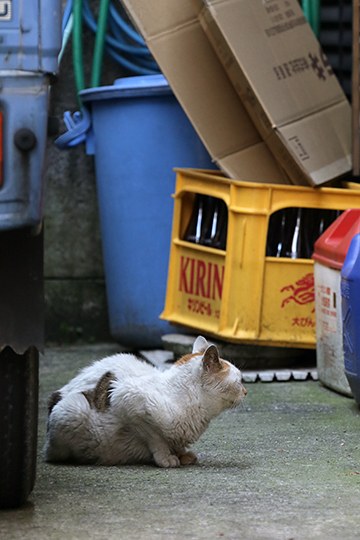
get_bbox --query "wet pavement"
[1,342,360,540]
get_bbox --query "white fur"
[45,336,247,467]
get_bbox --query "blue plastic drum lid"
[341,233,360,406]
[80,74,173,102]
[80,74,215,348]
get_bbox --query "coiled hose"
[61,0,159,103]
[63,0,319,99]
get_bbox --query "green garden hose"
[90,0,110,88]
[302,0,321,37]
[72,0,110,103]
[72,0,85,103]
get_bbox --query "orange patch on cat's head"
[176,352,230,376]
[175,352,199,366]
[217,360,230,376]
[206,359,231,379]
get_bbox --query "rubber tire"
[0,347,39,509]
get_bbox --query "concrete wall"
[44,16,121,343]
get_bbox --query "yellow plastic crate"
[161,169,360,349]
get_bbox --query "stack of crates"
[161,169,360,349]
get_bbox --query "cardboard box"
[199,0,352,186]
[121,0,290,184]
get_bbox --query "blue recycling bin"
[80,75,216,347]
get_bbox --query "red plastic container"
[313,209,360,395]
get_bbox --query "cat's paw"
[154,453,180,468]
[178,451,198,466]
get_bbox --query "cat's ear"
[192,335,209,354]
[202,344,222,373]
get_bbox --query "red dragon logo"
[280,273,315,308]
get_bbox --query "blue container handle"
[55,107,91,149]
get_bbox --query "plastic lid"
[80,74,171,103]
[113,74,168,90]
[312,209,360,270]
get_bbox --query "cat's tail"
[44,391,99,464]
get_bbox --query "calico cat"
[45,336,247,467]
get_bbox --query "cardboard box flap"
[201,0,347,127]
[149,22,261,158]
[220,141,290,184]
[273,100,352,186]
[200,0,352,185]
[122,0,199,38]
[121,0,289,184]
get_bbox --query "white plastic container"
[313,209,360,396]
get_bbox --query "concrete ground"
[1,342,360,540]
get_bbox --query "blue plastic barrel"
[80,75,215,347]
[341,233,360,405]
